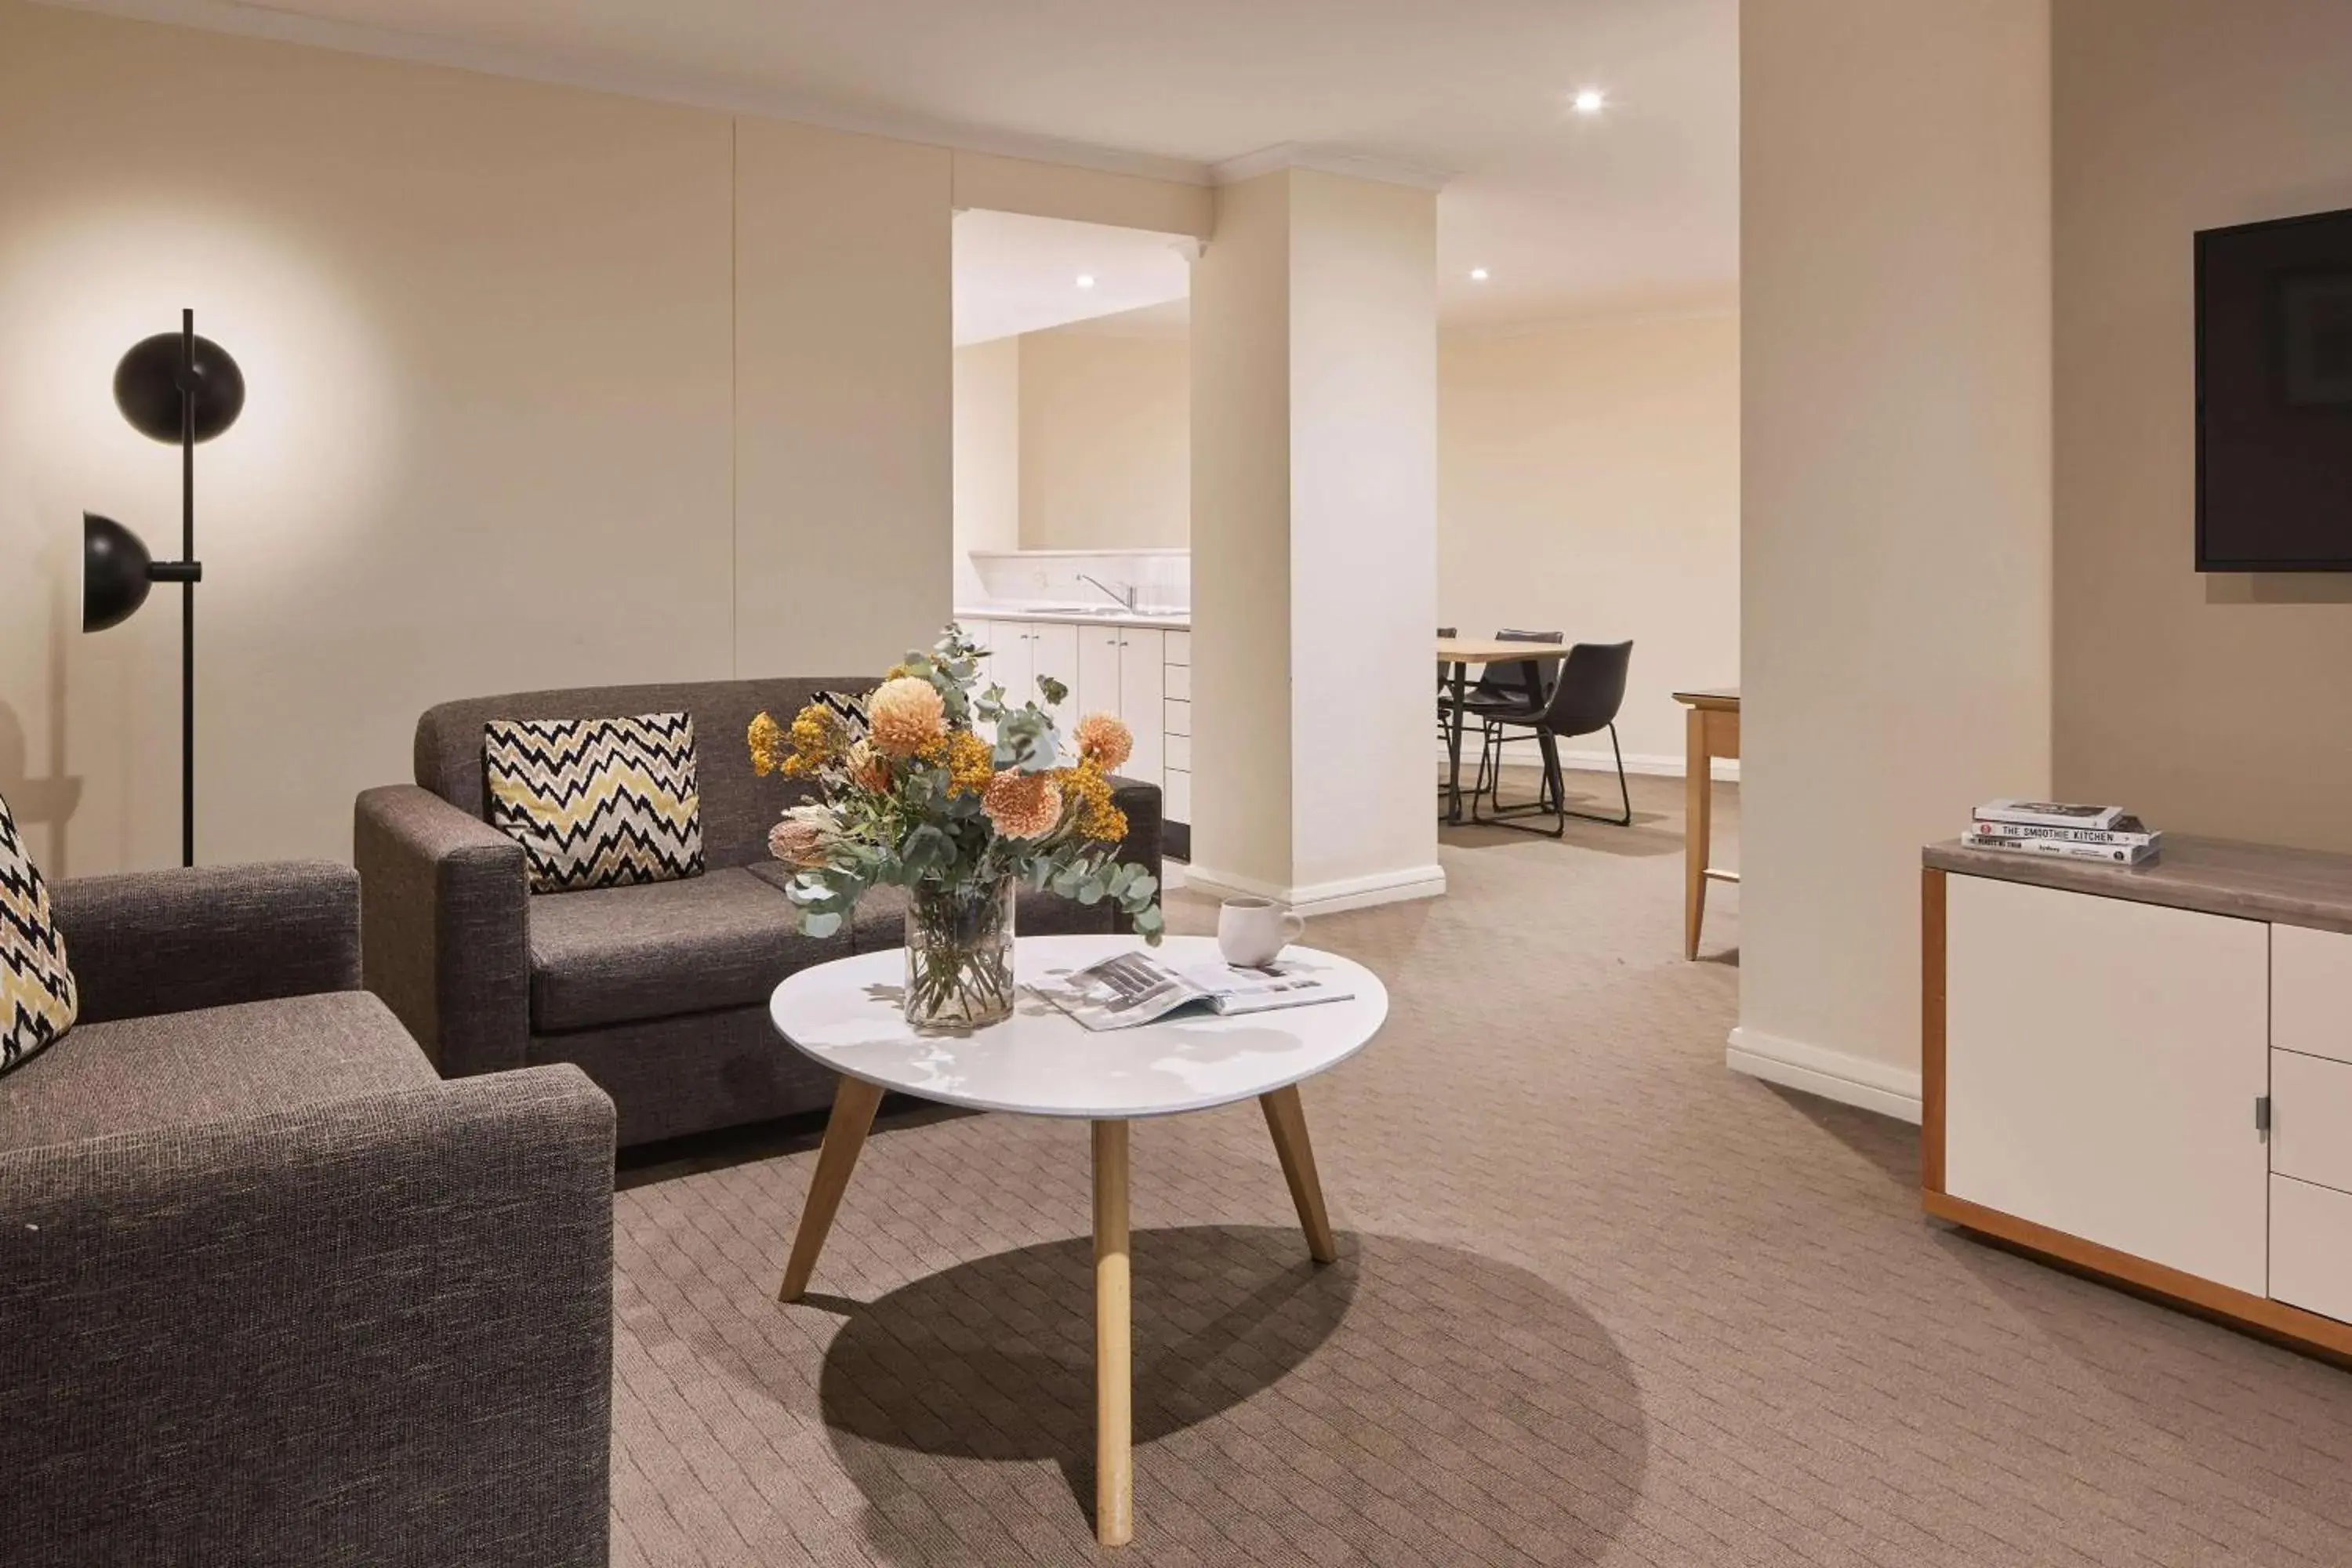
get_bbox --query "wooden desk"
[1438,639,1566,825]
[1672,688,1739,959]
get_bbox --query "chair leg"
[1472,723,1634,834]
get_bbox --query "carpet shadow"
[818,1226,1647,1563]
[1763,1083,1918,1191]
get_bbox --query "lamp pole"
[180,309,196,869]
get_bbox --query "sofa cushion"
[485,712,705,893]
[0,991,430,1152]
[745,873,1112,955]
[416,677,879,869]
[0,791,76,1077]
[528,867,848,1033]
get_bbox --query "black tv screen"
[2197,206,2352,571]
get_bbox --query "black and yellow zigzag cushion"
[484,713,706,894]
[0,790,76,1076]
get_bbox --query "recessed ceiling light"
[1573,88,1607,115]
[1469,267,1490,281]
[1076,274,1096,289]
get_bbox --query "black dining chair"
[1470,640,1635,834]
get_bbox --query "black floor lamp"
[83,308,245,868]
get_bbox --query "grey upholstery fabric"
[0,1066,614,1568]
[529,867,849,1032]
[532,1002,836,1148]
[2,862,615,1568]
[0,991,431,1152]
[414,678,871,868]
[51,861,360,1026]
[354,786,530,1079]
[371,678,1166,1146]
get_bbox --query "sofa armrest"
[354,785,531,1079]
[1107,778,1164,934]
[51,861,360,1025]
[0,1064,613,1568]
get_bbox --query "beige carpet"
[608,772,2352,1566]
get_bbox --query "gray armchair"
[0,862,614,1568]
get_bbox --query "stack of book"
[1963,800,2161,866]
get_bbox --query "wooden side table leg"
[1259,1084,1338,1264]
[777,1076,884,1303]
[1684,706,1711,960]
[1093,1120,1134,1547]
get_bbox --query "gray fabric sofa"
[0,861,614,1568]
[355,677,1163,1148]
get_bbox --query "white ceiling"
[67,0,1739,328]
[953,211,1190,347]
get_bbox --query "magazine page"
[1032,952,1213,1031]
[1168,959,1355,1015]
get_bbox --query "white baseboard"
[1160,861,1187,891]
[1725,1025,1922,1124]
[1436,741,1738,782]
[1183,861,1447,916]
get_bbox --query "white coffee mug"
[1218,897,1305,967]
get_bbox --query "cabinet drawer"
[1165,733,1191,772]
[1163,768,1191,824]
[1165,631,1190,666]
[2274,924,2352,1066]
[1165,663,1192,702]
[2274,1049,2352,1195]
[1163,699,1190,737]
[2272,1175,2352,1325]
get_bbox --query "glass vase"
[903,876,1018,1030]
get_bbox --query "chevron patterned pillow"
[484,713,706,894]
[0,790,76,1076]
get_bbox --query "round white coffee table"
[768,932,1388,1548]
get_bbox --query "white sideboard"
[1923,840,2352,1359]
[963,614,1192,844]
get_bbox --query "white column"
[1189,160,1443,913]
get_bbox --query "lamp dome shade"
[113,332,245,443]
[83,513,154,632]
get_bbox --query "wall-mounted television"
[2196,205,2352,572]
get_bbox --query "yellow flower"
[982,770,1062,840]
[1058,758,1128,844]
[869,677,946,757]
[1073,711,1133,772]
[943,731,995,797]
[747,712,789,777]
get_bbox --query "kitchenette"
[958,547,1192,859]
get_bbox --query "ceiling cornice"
[1210,143,1452,192]
[42,0,1220,187]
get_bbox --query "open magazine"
[1032,951,1356,1032]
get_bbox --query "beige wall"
[1439,310,1740,762]
[952,338,1022,600]
[2053,0,2352,850]
[1018,330,1191,550]
[0,0,1203,876]
[1739,0,2053,1113]
[734,116,952,677]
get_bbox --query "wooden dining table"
[1438,638,1568,825]
[1671,687,1740,958]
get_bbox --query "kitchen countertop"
[1925,833,2352,935]
[955,605,1192,631]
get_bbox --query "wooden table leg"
[1093,1120,1134,1547]
[1259,1084,1338,1264]
[777,1076,884,1303]
[1684,705,1711,961]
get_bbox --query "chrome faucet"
[1076,572,1138,611]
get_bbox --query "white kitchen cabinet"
[1943,873,2270,1296]
[2272,1047,2352,1196]
[2272,1176,2352,1324]
[1117,628,1164,789]
[2272,924,2352,1067]
[1029,622,1079,711]
[1077,626,1123,722]
[980,620,1029,713]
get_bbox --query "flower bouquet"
[749,623,1164,1031]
